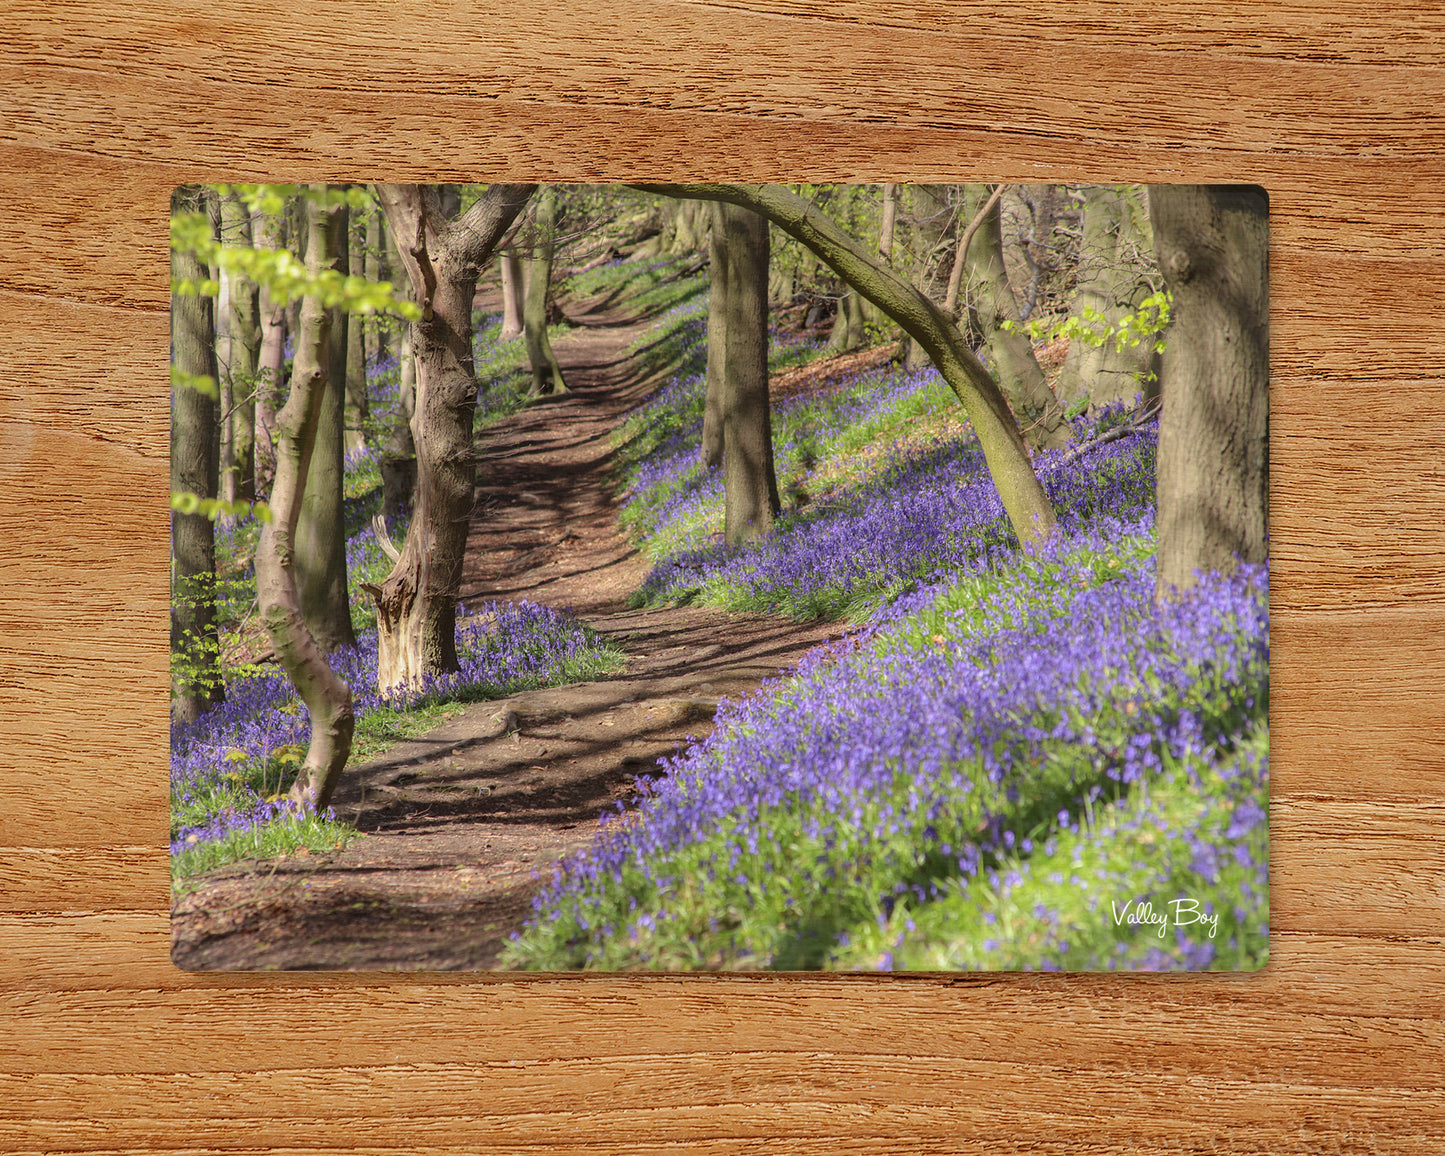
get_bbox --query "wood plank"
[3,0,1444,1149]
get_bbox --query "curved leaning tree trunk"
[255,188,355,811]
[367,183,536,694]
[1150,185,1269,601]
[635,183,1058,548]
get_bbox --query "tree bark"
[295,195,356,654]
[254,186,355,812]
[701,201,729,469]
[523,186,567,396]
[218,192,260,504]
[367,183,535,694]
[363,201,384,370]
[1151,185,1269,600]
[345,199,369,453]
[959,184,1069,451]
[1056,185,1160,410]
[499,252,525,337]
[380,209,418,520]
[715,203,780,544]
[170,186,224,723]
[636,183,1059,548]
[253,203,287,499]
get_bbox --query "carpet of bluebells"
[502,301,1267,971]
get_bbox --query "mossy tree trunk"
[637,183,1059,548]
[1151,185,1269,601]
[170,186,225,723]
[523,186,567,396]
[367,183,535,694]
[254,186,355,812]
[295,194,356,655]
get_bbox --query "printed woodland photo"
[169,182,1268,972]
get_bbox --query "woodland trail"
[171,285,850,971]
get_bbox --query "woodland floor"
[170,289,852,971]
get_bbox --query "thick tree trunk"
[170,187,224,723]
[1056,185,1160,410]
[368,183,535,694]
[523,186,567,396]
[499,252,525,337]
[717,204,780,545]
[635,183,1058,547]
[903,184,952,369]
[255,187,355,812]
[253,205,287,499]
[1151,185,1269,600]
[295,196,356,654]
[219,191,260,503]
[959,184,1069,451]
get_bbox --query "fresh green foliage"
[1002,290,1172,356]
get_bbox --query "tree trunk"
[1151,185,1269,600]
[367,183,535,694]
[254,186,355,812]
[219,191,260,503]
[253,203,287,499]
[380,208,418,520]
[717,203,780,545]
[702,201,729,469]
[363,202,384,371]
[636,183,1058,547]
[904,184,952,369]
[295,195,356,654]
[1056,185,1160,410]
[877,183,899,265]
[345,200,369,453]
[824,288,866,352]
[170,186,224,723]
[523,186,567,396]
[499,252,525,337]
[960,184,1069,450]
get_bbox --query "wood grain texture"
[2,1,1443,1150]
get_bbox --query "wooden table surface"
[3,2,1443,1152]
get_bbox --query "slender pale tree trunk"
[702,201,729,469]
[877,183,899,264]
[295,195,356,653]
[1151,185,1269,600]
[345,199,369,453]
[219,191,260,503]
[717,203,780,545]
[636,183,1058,547]
[253,205,287,499]
[171,186,224,723]
[523,187,567,396]
[364,202,385,371]
[255,187,355,812]
[959,184,1069,450]
[1056,185,1160,410]
[367,184,535,693]
[380,209,418,521]
[499,252,525,337]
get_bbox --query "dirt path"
[171,286,849,970]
